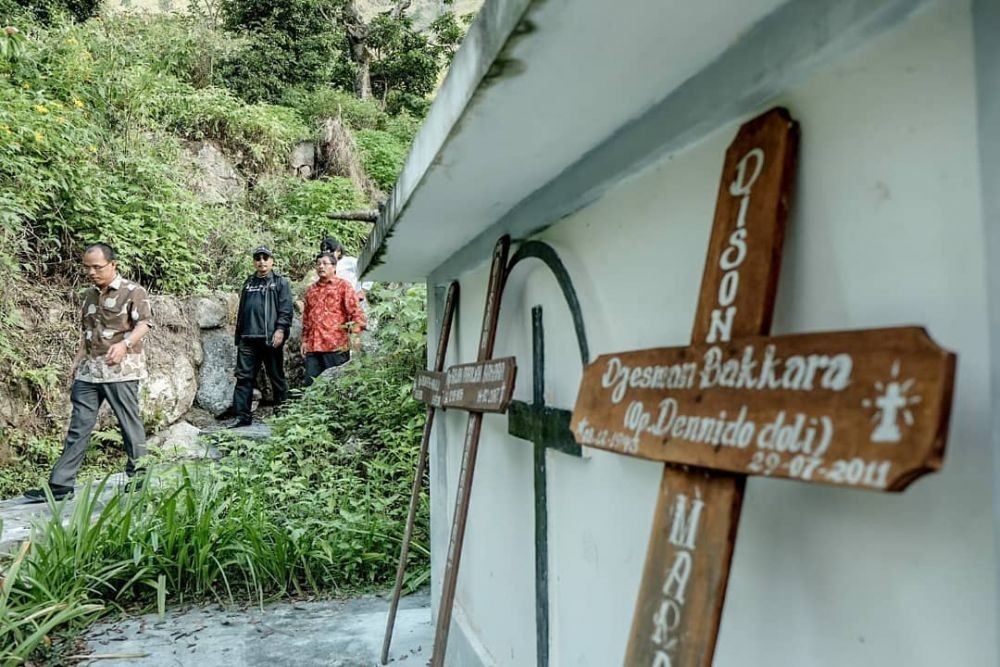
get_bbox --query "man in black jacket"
[229,246,293,426]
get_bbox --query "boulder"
[142,296,201,429]
[289,141,316,179]
[196,328,237,416]
[145,421,218,460]
[194,295,229,329]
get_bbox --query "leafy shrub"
[8,0,101,25]
[146,80,310,172]
[84,13,243,89]
[282,87,386,130]
[248,175,368,276]
[354,128,409,191]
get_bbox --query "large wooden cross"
[570,108,955,665]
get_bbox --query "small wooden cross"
[570,108,955,665]
[382,281,459,665]
[507,305,583,667]
[429,236,519,667]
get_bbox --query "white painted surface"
[430,1,996,665]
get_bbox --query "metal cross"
[507,305,582,667]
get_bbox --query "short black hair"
[320,235,343,255]
[315,251,337,264]
[84,243,117,261]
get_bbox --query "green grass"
[0,324,430,662]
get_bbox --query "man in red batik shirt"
[301,251,366,386]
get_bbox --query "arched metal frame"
[498,239,589,667]
[503,240,590,367]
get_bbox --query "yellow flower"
[73,98,84,109]
[66,37,78,45]
[34,104,49,115]
[0,124,10,135]
[88,145,97,153]
[21,82,31,90]
[56,116,66,124]
[33,131,44,142]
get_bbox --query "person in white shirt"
[321,237,374,307]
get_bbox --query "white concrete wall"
[431,0,997,664]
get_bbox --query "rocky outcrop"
[181,140,245,204]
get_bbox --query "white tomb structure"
[360,0,1000,664]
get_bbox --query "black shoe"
[125,476,146,493]
[23,483,74,504]
[225,417,253,429]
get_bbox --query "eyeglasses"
[82,262,111,273]
[253,254,271,261]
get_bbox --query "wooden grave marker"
[391,286,517,665]
[382,281,459,665]
[569,108,956,665]
[430,236,516,667]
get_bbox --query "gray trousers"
[49,380,146,487]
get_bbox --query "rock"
[181,140,244,204]
[196,328,237,416]
[194,295,229,329]
[317,358,355,383]
[143,296,201,429]
[145,421,217,460]
[289,141,316,179]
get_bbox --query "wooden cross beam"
[570,108,956,665]
[381,281,459,665]
[507,305,583,667]
[430,236,516,667]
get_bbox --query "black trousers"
[303,350,350,386]
[233,338,287,421]
[50,380,146,487]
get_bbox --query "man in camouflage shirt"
[24,243,153,503]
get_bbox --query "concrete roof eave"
[359,0,931,283]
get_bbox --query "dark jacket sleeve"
[234,277,248,345]
[275,276,293,335]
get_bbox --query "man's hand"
[105,341,127,366]
[67,361,80,388]
[272,330,285,348]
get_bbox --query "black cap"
[252,246,272,258]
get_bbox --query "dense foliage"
[218,0,353,103]
[0,11,433,465]
[0,1,465,659]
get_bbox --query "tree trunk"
[343,0,373,100]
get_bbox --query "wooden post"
[381,281,459,665]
